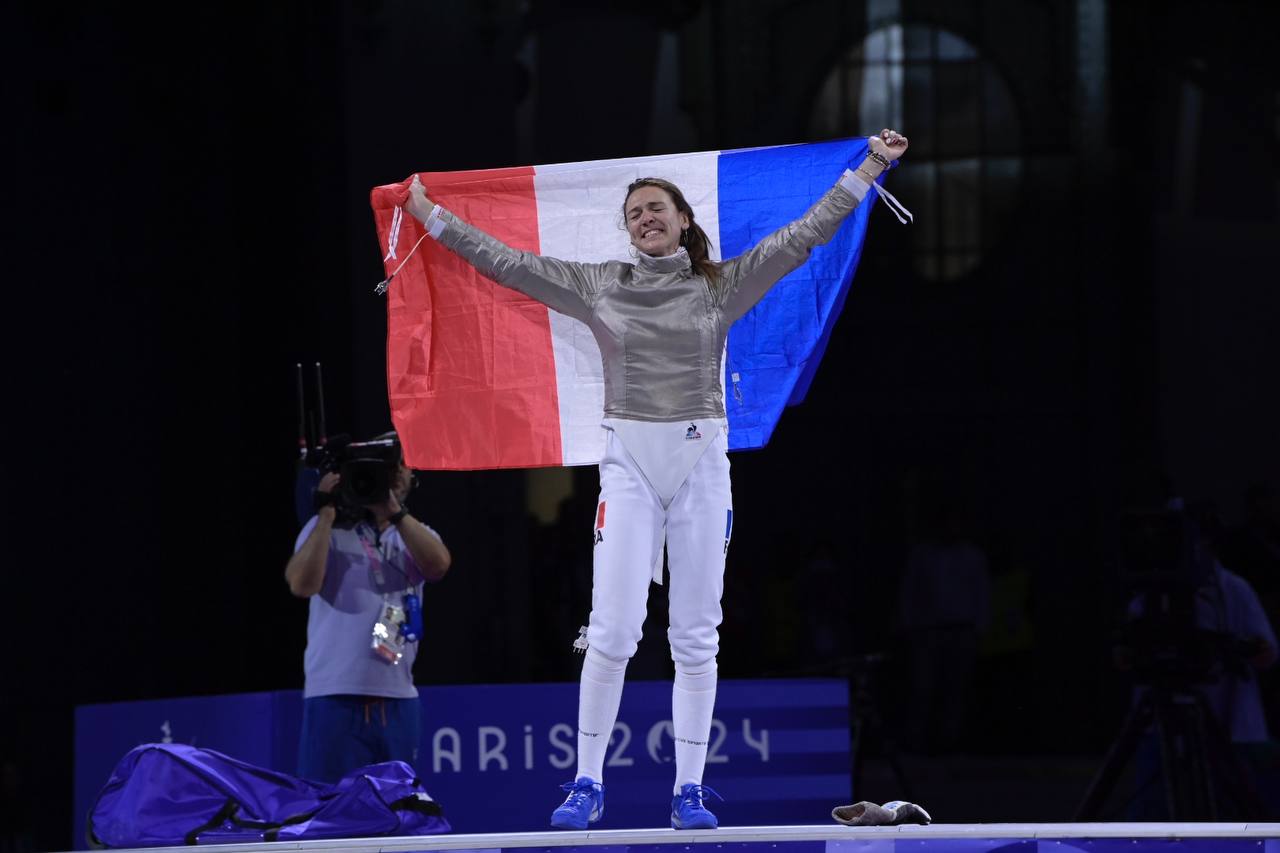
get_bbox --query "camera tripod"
[1075,680,1267,821]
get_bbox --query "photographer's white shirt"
[294,516,439,699]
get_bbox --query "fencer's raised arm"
[403,176,607,322]
[715,130,909,323]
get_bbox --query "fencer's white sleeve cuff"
[425,204,447,239]
[841,168,914,225]
[839,168,871,202]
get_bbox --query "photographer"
[1117,499,1278,818]
[285,433,451,783]
[1183,506,1277,745]
[1125,502,1277,744]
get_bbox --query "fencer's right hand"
[869,128,909,161]
[406,175,435,224]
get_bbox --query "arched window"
[809,25,1023,282]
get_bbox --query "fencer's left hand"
[405,175,435,224]
[869,128,909,161]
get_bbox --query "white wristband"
[424,204,446,239]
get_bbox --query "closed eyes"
[628,204,666,220]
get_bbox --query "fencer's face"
[625,186,689,258]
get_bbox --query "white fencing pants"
[573,423,732,786]
[586,423,732,667]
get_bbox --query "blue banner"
[74,679,849,846]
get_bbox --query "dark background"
[4,0,1279,849]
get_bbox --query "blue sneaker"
[550,776,604,829]
[671,783,722,829]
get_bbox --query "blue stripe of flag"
[718,137,874,451]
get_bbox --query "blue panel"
[426,837,1280,853]
[522,844,826,853]
[397,836,1274,851]
[417,678,850,831]
[888,842,1034,853]
[718,137,876,451]
[826,839,899,853]
[74,679,850,843]
[1044,842,1263,853]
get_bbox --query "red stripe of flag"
[372,167,564,469]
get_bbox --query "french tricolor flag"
[371,137,878,470]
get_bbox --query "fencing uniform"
[424,168,873,793]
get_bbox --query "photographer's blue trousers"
[297,694,421,783]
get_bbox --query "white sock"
[576,647,628,783]
[672,659,717,794]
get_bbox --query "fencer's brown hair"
[624,177,721,284]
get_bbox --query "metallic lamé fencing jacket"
[431,171,869,422]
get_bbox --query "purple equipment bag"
[87,743,449,847]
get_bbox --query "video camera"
[294,362,406,523]
[1118,505,1211,594]
[1116,503,1244,686]
[311,433,403,509]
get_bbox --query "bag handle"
[184,799,239,845]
